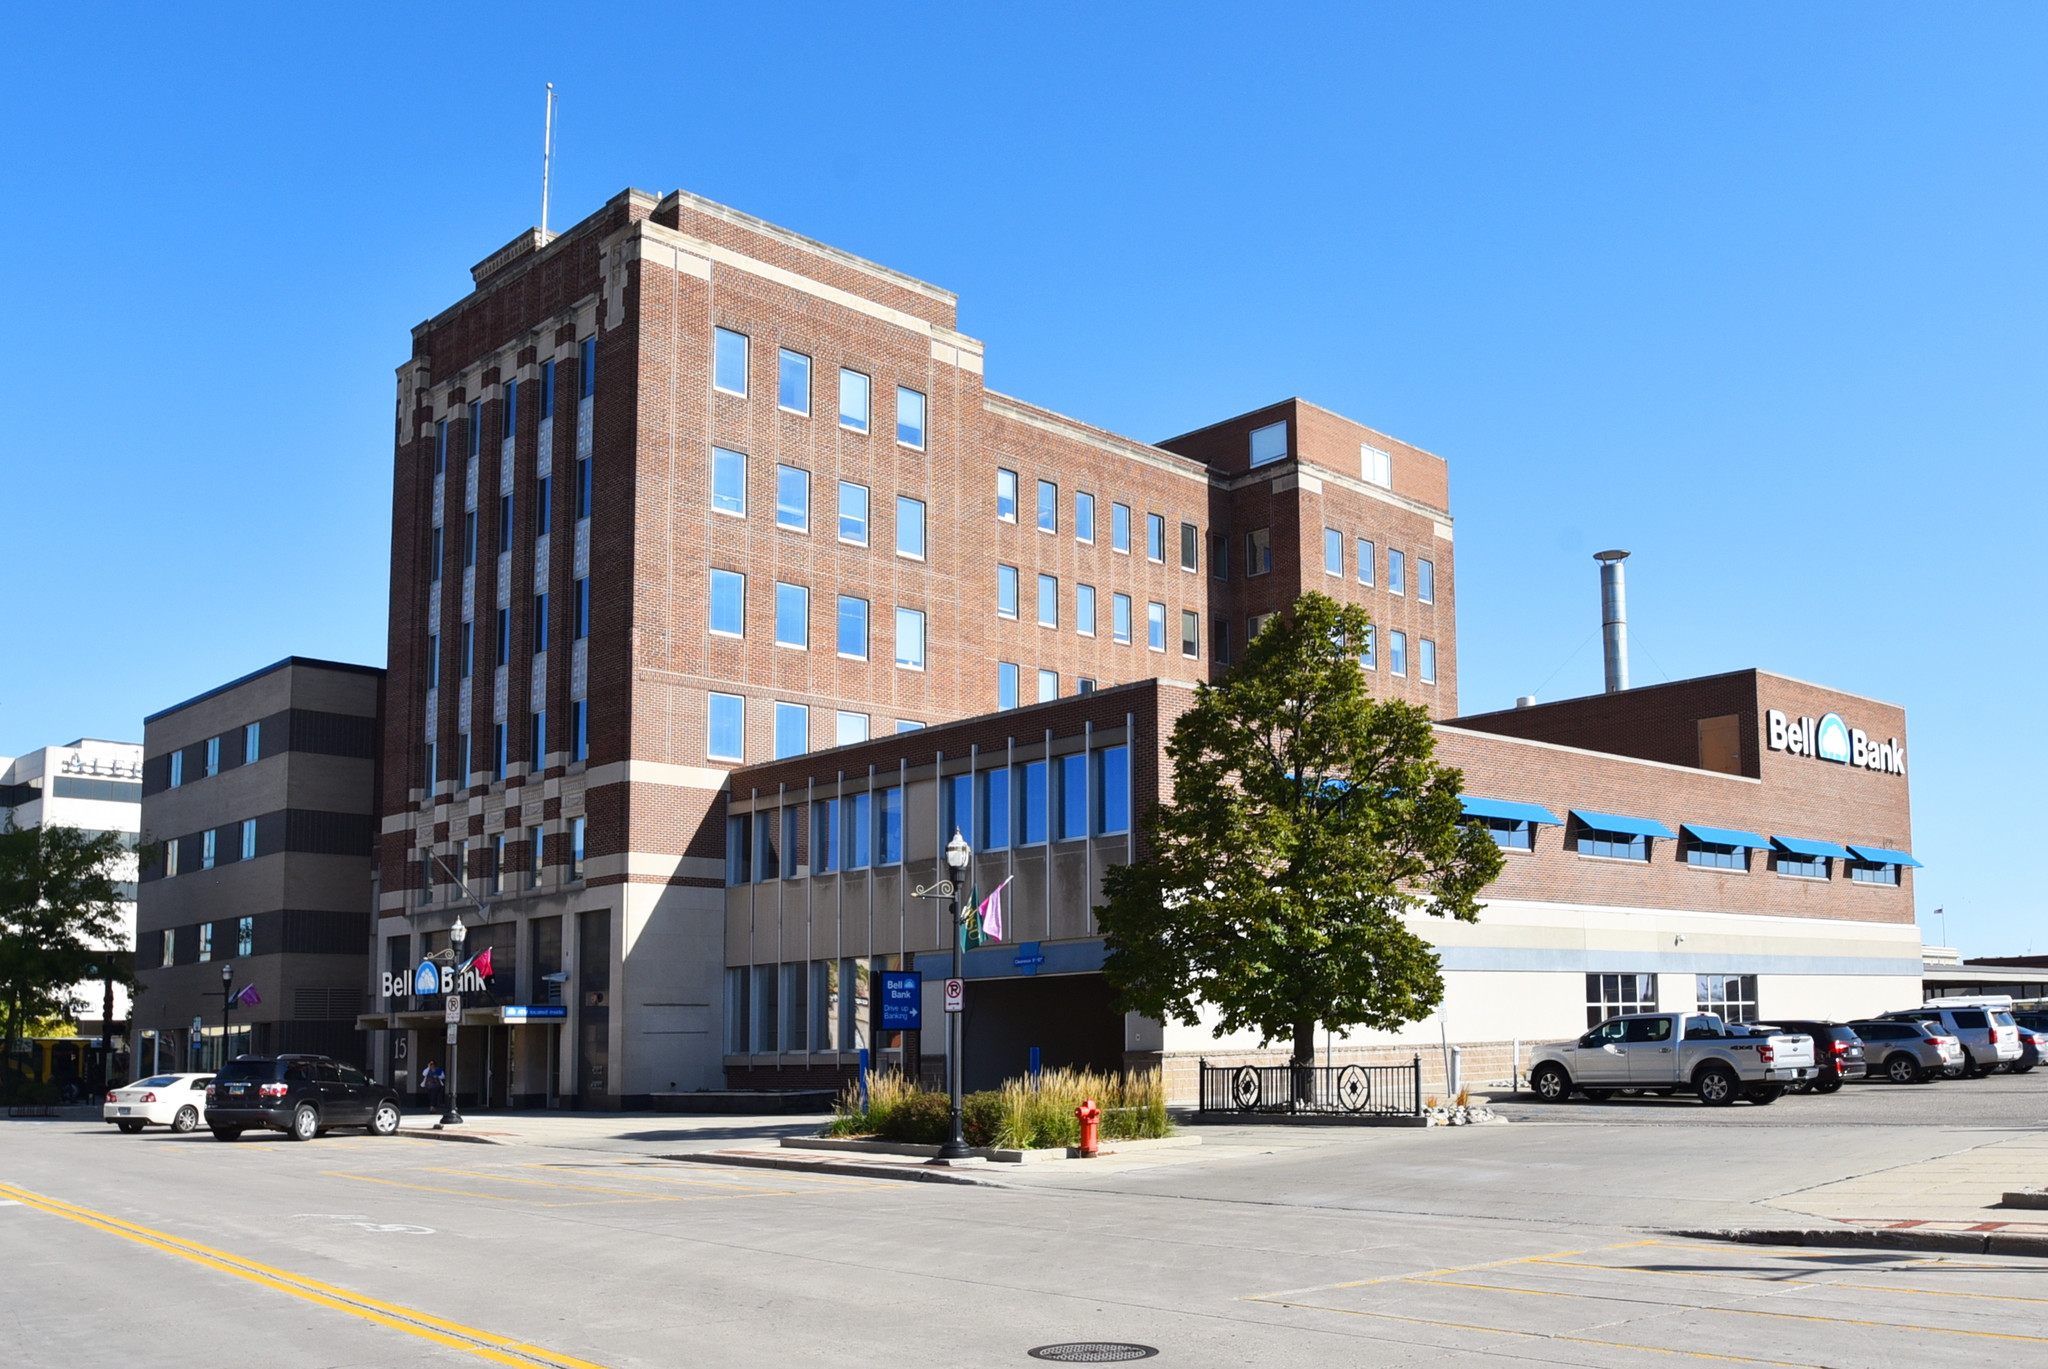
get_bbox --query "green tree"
[0,822,129,1086]
[1098,592,1504,1070]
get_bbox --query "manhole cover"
[1027,1345,1159,1363]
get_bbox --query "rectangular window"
[847,793,872,869]
[532,593,549,653]
[165,835,179,876]
[707,693,744,762]
[430,526,443,582]
[1146,513,1165,562]
[435,418,448,475]
[468,401,482,459]
[1578,824,1648,861]
[571,816,585,880]
[529,825,544,880]
[773,702,809,759]
[1037,480,1057,533]
[1112,502,1131,553]
[1474,816,1533,850]
[1020,761,1048,845]
[198,923,212,962]
[1246,528,1271,576]
[838,481,869,544]
[239,818,259,865]
[775,583,809,649]
[535,474,552,537]
[996,468,1017,522]
[1212,618,1230,664]
[1037,574,1058,628]
[1057,754,1087,841]
[202,828,216,870]
[839,368,870,432]
[896,387,925,449]
[997,662,1019,710]
[1419,638,1436,684]
[754,812,778,883]
[896,720,923,733]
[493,723,507,780]
[541,358,555,419]
[495,607,511,667]
[244,722,260,765]
[714,327,748,396]
[997,565,1019,619]
[580,337,596,398]
[503,379,518,438]
[205,737,219,777]
[1096,746,1130,835]
[1358,624,1376,670]
[573,578,590,639]
[571,701,587,762]
[814,800,841,874]
[1076,492,1095,543]
[1697,974,1759,1024]
[830,712,868,748]
[530,709,545,767]
[1586,973,1657,1029]
[1210,532,1228,580]
[499,493,513,553]
[576,457,591,519]
[1687,841,1746,870]
[878,787,903,864]
[1389,548,1407,596]
[237,915,254,958]
[1775,850,1830,879]
[1324,528,1343,576]
[463,511,477,567]
[1038,669,1058,702]
[896,495,925,558]
[711,447,746,516]
[1356,538,1375,586]
[1389,630,1408,677]
[778,348,811,415]
[894,608,926,670]
[168,751,183,788]
[943,773,972,843]
[1181,610,1200,658]
[1848,860,1899,885]
[1180,522,1198,571]
[1112,593,1132,645]
[837,595,869,659]
[1418,558,1435,604]
[458,730,472,782]
[1362,444,1392,489]
[981,767,1011,850]
[1076,584,1097,636]
[780,809,798,879]
[776,465,810,532]
[460,620,474,677]
[1250,420,1288,467]
[1147,601,1167,651]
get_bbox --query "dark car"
[1763,1021,1867,1093]
[203,1055,403,1142]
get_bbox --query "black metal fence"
[1196,1056,1423,1119]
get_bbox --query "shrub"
[824,1066,1169,1150]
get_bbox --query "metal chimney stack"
[1595,550,1630,693]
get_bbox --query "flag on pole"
[233,984,260,1008]
[469,946,493,981]
[977,877,1014,943]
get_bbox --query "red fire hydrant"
[1075,1098,1101,1158]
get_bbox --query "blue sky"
[5,5,2042,954]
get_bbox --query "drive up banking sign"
[1767,709,1905,777]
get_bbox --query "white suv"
[1885,998,2024,1077]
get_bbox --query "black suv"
[1762,1021,1867,1093]
[204,1055,403,1142]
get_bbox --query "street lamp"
[441,916,466,1126]
[219,962,235,1070]
[939,830,973,1161]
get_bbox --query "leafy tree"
[1099,592,1504,1069]
[0,822,129,1084]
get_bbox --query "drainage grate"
[1027,1346,1159,1363]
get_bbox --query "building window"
[1419,638,1436,684]
[981,767,1012,849]
[839,481,869,545]
[530,709,546,767]
[499,493,513,552]
[430,526,443,582]
[895,608,926,670]
[541,358,556,419]
[1213,619,1230,664]
[204,736,220,777]
[1586,973,1656,1029]
[1687,841,1746,870]
[1181,610,1200,659]
[244,722,260,765]
[576,457,592,520]
[714,327,748,396]
[1389,630,1407,677]
[778,348,811,415]
[536,474,552,538]
[169,752,183,788]
[533,593,549,654]
[1250,420,1288,467]
[1112,502,1131,553]
[1037,669,1058,702]
[240,818,256,860]
[997,662,1020,710]
[839,368,870,432]
[237,915,254,958]
[1418,558,1435,604]
[580,336,596,397]
[1113,593,1132,644]
[503,380,518,439]
[1147,601,1167,652]
[1848,860,1899,885]
[897,496,925,559]
[728,820,754,886]
[458,730,472,782]
[996,468,1017,522]
[836,712,869,746]
[1357,624,1375,670]
[198,923,212,962]
[1578,824,1647,862]
[570,700,587,762]
[529,825,544,880]
[837,595,869,659]
[708,570,745,637]
[493,724,508,780]
[775,583,809,649]
[468,401,482,459]
[773,702,809,759]
[1037,574,1058,628]
[1037,480,1058,533]
[202,829,216,870]
[1246,528,1272,576]
[997,564,1019,618]
[711,447,746,517]
[1697,973,1758,1024]
[1389,549,1407,596]
[1180,522,1198,572]
[896,387,925,449]
[1019,761,1049,845]
[879,788,904,863]
[1357,538,1375,586]
[707,693,744,762]
[463,510,477,567]
[435,418,447,475]
[1324,529,1343,577]
[1362,444,1392,488]
[776,465,810,532]
[1077,584,1097,636]
[496,607,511,667]
[164,836,179,877]
[571,816,586,880]
[1076,492,1095,543]
[1775,850,1830,880]
[1053,754,1087,841]
[460,620,474,678]
[896,720,923,733]
[1473,817,1533,850]
[1146,513,1165,563]
[573,578,590,640]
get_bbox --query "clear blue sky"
[6,6,2042,955]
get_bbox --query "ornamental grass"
[824,1066,1170,1149]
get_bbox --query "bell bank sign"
[1767,709,1904,777]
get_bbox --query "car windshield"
[214,1059,284,1082]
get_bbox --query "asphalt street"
[3,1071,2044,1368]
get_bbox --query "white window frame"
[774,582,810,651]
[838,368,870,433]
[1111,502,1131,554]
[894,607,927,671]
[997,564,1019,620]
[1249,420,1288,467]
[710,447,747,517]
[838,481,870,546]
[1076,583,1096,637]
[1076,491,1095,544]
[996,468,1018,522]
[1112,593,1132,645]
[896,386,926,450]
[835,711,870,746]
[896,495,926,560]
[1037,573,1058,629]
[708,568,746,638]
[777,348,811,417]
[1147,600,1167,652]
[713,327,749,397]
[1324,528,1343,577]
[1362,443,1392,488]
[773,702,809,760]
[837,594,869,661]
[776,465,810,533]
[707,692,746,762]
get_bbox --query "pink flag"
[234,984,260,1007]
[977,877,1014,942]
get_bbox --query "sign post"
[943,978,965,1014]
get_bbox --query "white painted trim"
[1433,723,1765,784]
[585,759,732,792]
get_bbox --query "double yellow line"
[0,1179,609,1368]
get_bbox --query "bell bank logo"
[1768,709,1904,776]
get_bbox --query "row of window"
[426,700,589,792]
[416,817,587,904]
[1585,972,1759,1029]
[1472,814,1906,884]
[709,695,924,765]
[165,724,261,790]
[705,577,928,673]
[426,580,590,688]
[725,957,871,1056]
[160,819,259,877]
[157,916,256,968]
[709,452,930,555]
[1321,529,1435,601]
[430,338,596,478]
[428,458,592,584]
[714,328,927,448]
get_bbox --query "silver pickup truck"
[1528,1012,1817,1106]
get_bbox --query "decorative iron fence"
[1196,1055,1423,1119]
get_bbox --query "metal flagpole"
[541,83,556,235]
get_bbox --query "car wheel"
[1531,1063,1570,1102]
[2013,1061,2035,1075]
[288,1104,319,1142]
[1960,1051,1982,1079]
[210,1127,242,1142]
[170,1105,200,1134]
[369,1101,401,1136]
[1886,1054,1922,1085]
[1582,1088,1614,1101]
[1696,1064,1739,1106]
[115,1120,145,1134]
[1812,1075,1842,1095]
[1743,1084,1783,1105]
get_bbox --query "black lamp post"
[938,831,974,1160]
[219,962,235,1069]
[441,915,466,1126]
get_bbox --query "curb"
[665,1150,999,1186]
[396,1126,504,1145]
[1672,1227,2048,1259]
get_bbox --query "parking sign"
[944,978,964,1014]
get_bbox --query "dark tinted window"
[337,1066,371,1086]
[1624,1017,1672,1043]
[284,1061,316,1082]
[316,1063,342,1082]
[1954,1010,1988,1029]
[1581,1020,1626,1046]
[214,1059,284,1082]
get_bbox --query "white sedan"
[104,1074,213,1133]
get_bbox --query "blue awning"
[1570,809,1677,840]
[1682,823,1767,849]
[1461,795,1563,825]
[1849,844,1922,869]
[1772,834,1852,860]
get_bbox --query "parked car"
[2014,1025,2043,1073]
[1528,1012,1815,1106]
[1760,1021,1866,1093]
[1848,1019,1961,1083]
[203,1055,403,1141]
[1883,1000,2024,1076]
[103,1073,213,1133]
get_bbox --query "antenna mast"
[541,83,556,236]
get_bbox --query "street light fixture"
[219,962,235,1071]
[441,915,467,1126]
[939,830,973,1161]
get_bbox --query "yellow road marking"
[1241,1242,1608,1301]
[0,1180,610,1369]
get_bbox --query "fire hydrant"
[1075,1098,1101,1158]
